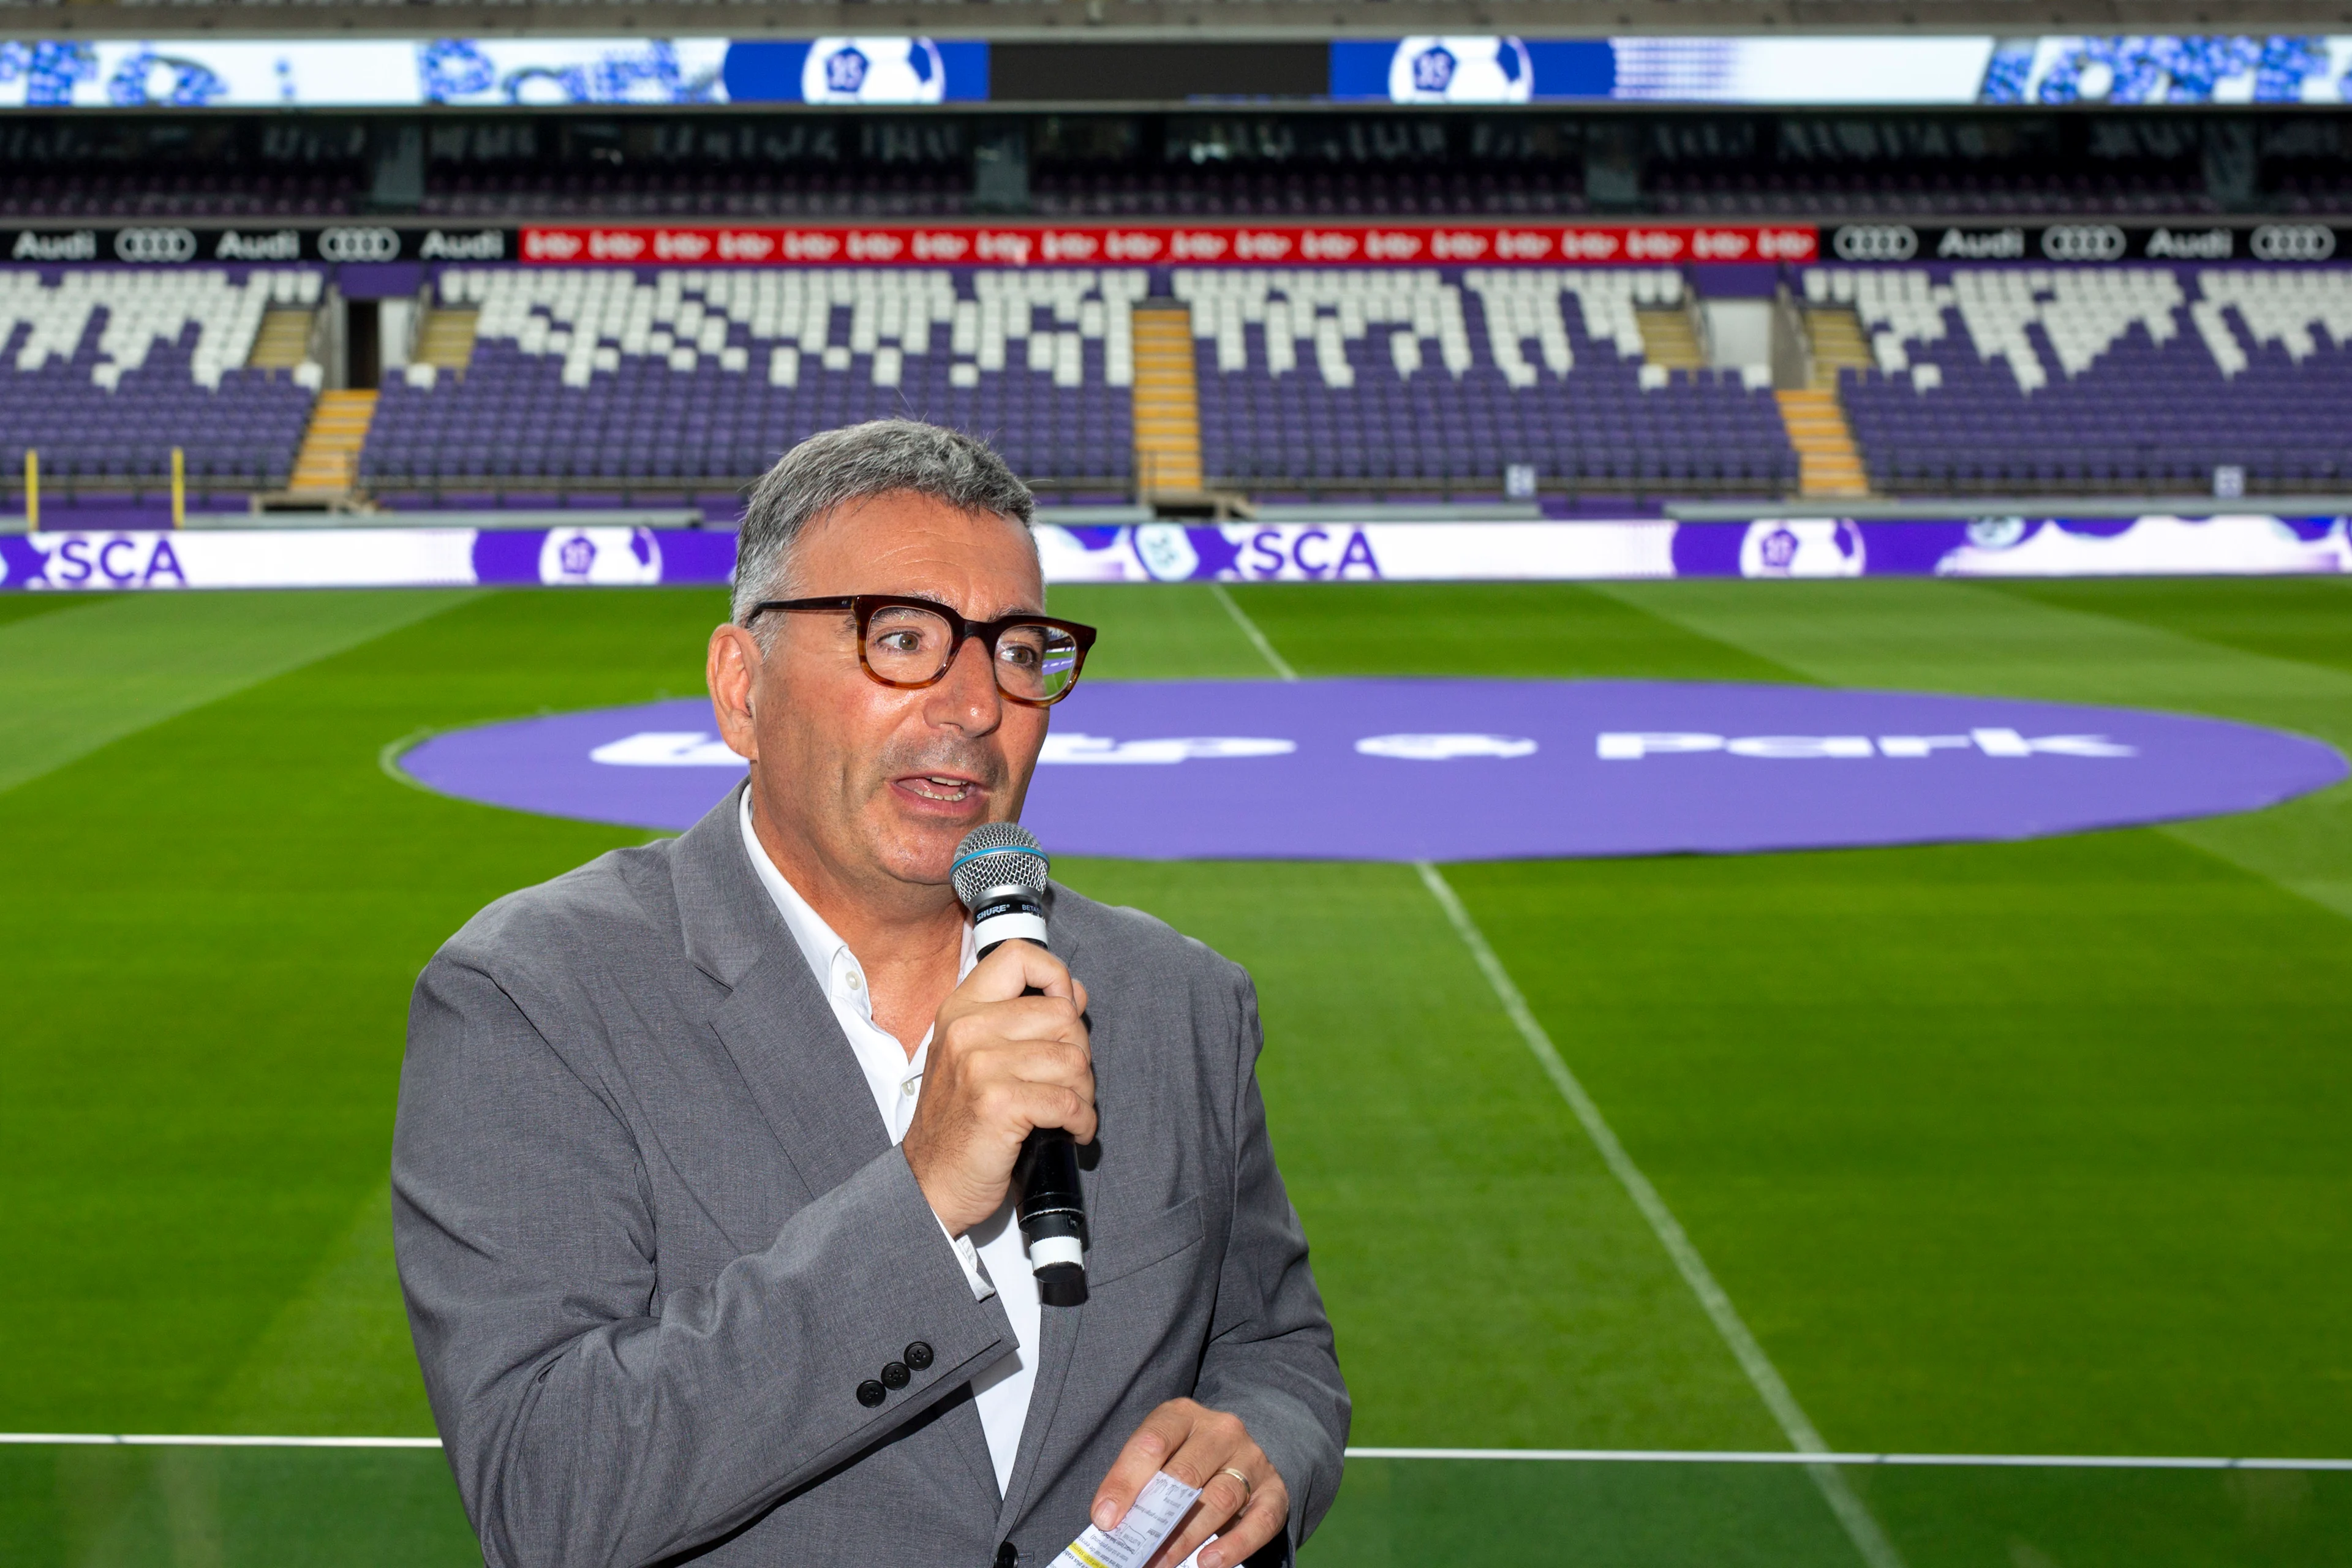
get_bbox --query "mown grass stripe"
[1210,582,1298,680]
[1417,859,1907,1568]
[0,589,478,797]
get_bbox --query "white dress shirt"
[739,791,1040,1493]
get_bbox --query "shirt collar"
[737,788,977,1016]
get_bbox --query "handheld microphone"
[951,823,1088,1308]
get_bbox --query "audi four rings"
[2251,224,2336,262]
[1832,225,1919,263]
[2038,225,2128,262]
[112,227,197,263]
[318,227,403,263]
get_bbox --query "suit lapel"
[673,784,885,1197]
[993,1294,1086,1532]
[707,952,891,1202]
[669,782,1001,1502]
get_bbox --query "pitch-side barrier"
[2,514,2347,592]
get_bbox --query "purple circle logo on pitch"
[393,680,2346,862]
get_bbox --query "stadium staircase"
[246,307,315,371]
[414,306,480,374]
[1777,306,1875,497]
[1634,305,1706,372]
[288,390,379,497]
[1131,300,1204,500]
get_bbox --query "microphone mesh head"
[951,822,1049,911]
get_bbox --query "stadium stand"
[360,266,1146,499]
[1646,168,2212,217]
[349,264,1795,501]
[1643,115,2217,219]
[0,267,319,491]
[0,119,371,221]
[13,108,2339,224]
[17,255,2352,510]
[0,170,360,221]
[1822,264,2352,494]
[419,119,975,221]
[1178,266,1798,494]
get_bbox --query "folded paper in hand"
[1051,1471,1209,1568]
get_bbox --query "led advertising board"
[1329,35,2352,105]
[0,36,986,107]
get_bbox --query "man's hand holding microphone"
[901,938,1092,1238]
[898,889,1287,1568]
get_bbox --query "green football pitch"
[4,576,2351,1567]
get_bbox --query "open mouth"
[900,774,979,803]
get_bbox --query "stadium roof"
[2,0,2346,41]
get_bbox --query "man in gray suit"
[393,420,1348,1568]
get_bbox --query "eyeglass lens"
[864,605,1083,703]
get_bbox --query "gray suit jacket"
[392,784,1348,1568]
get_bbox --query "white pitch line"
[1414,860,1909,1568]
[1346,1447,2352,1471]
[1210,582,1298,681]
[7,1435,2340,1472]
[0,1434,444,1449]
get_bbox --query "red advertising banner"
[516,222,1817,268]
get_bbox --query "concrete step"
[248,309,315,370]
[415,309,479,372]
[1131,304,1204,501]
[1776,383,1872,499]
[288,389,380,499]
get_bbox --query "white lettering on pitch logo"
[1039,734,1294,764]
[1877,734,1975,758]
[1597,730,2135,760]
[1965,727,2134,757]
[1356,733,1537,760]
[590,732,743,766]
[1726,736,1874,759]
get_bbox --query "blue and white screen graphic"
[0,36,986,107]
[420,40,729,105]
[1387,37,1529,104]
[1984,36,2352,103]
[1330,34,2352,105]
[720,38,987,104]
[1332,39,1613,103]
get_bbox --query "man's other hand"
[902,940,1092,1236]
[1093,1400,1289,1568]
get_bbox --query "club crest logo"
[1741,519,1864,578]
[800,37,948,104]
[537,527,663,586]
[1386,36,1533,104]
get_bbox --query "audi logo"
[2251,224,2337,263]
[1833,225,1918,263]
[319,227,401,263]
[114,227,197,264]
[2040,225,2127,263]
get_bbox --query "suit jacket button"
[881,1360,911,1390]
[856,1379,886,1408]
[995,1543,1018,1568]
[905,1341,934,1371]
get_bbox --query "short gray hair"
[731,420,1036,629]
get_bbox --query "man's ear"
[707,623,762,763]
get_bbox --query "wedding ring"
[1216,1466,1254,1504]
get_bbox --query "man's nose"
[926,633,1003,729]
